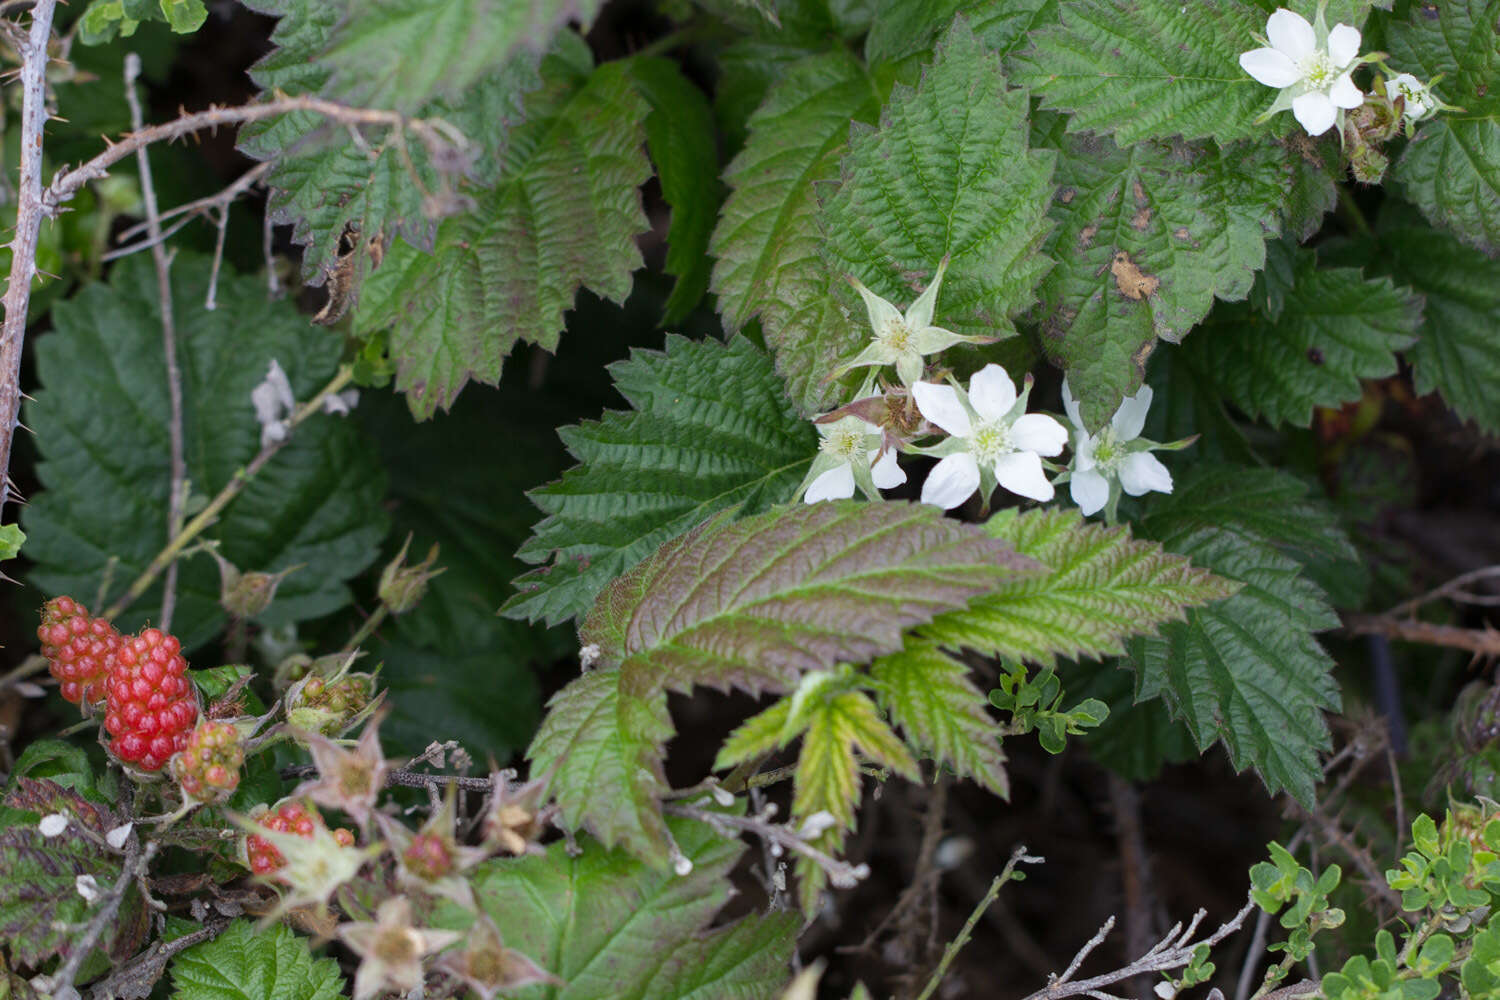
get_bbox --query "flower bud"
[206,545,301,619]
[377,535,444,615]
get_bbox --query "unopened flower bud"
[205,544,301,619]
[377,535,444,615]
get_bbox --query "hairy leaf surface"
[169,922,344,1000]
[355,46,651,417]
[821,19,1056,354]
[580,501,1040,696]
[507,335,815,627]
[1012,0,1271,145]
[1388,0,1500,257]
[466,813,797,1000]
[528,671,674,863]
[239,0,540,281]
[869,642,1007,795]
[863,0,1055,68]
[1377,207,1500,432]
[1035,123,1335,429]
[1183,248,1422,427]
[917,507,1239,667]
[24,256,387,652]
[710,51,881,413]
[1126,465,1353,803]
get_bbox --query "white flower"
[38,813,67,838]
[1239,6,1364,136]
[1061,379,1173,517]
[833,259,992,386]
[800,415,905,503]
[911,365,1067,509]
[1386,72,1437,124]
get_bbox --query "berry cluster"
[170,720,244,802]
[37,597,123,708]
[245,800,355,877]
[104,628,198,772]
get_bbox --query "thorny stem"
[124,52,187,632]
[1340,612,1500,657]
[0,0,59,518]
[0,94,454,524]
[914,846,1042,1000]
[101,365,356,622]
[280,762,493,793]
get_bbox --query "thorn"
[34,268,59,280]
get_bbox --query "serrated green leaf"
[715,698,794,770]
[1011,0,1276,145]
[821,19,1056,357]
[239,0,542,281]
[465,812,797,1000]
[1125,465,1352,803]
[168,921,344,1000]
[626,58,722,323]
[1182,247,1422,427]
[917,507,1240,667]
[863,0,1054,68]
[1374,203,1500,432]
[1035,121,1334,429]
[1075,663,1198,780]
[710,51,881,414]
[317,0,600,113]
[506,335,816,627]
[77,0,203,42]
[580,501,1041,697]
[869,643,1007,795]
[1388,0,1500,257]
[0,780,139,968]
[527,670,675,863]
[355,52,651,418]
[23,255,387,652]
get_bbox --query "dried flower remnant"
[292,712,391,831]
[437,913,561,1000]
[377,791,488,906]
[338,897,461,1000]
[483,771,553,857]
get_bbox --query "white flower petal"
[1073,431,1098,471]
[106,823,133,849]
[39,814,67,838]
[870,447,906,490]
[1011,413,1069,457]
[992,451,1054,502]
[1110,385,1153,440]
[1119,451,1173,496]
[1291,90,1337,135]
[912,381,972,438]
[920,453,981,509]
[1266,9,1316,61]
[1327,23,1361,68]
[967,364,1018,422]
[1239,47,1301,88]
[1070,468,1111,516]
[804,464,856,503]
[1060,377,1085,430]
[1328,71,1364,109]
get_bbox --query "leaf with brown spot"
[1110,251,1159,300]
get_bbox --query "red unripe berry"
[171,720,244,803]
[102,625,198,772]
[38,597,124,710]
[244,800,354,878]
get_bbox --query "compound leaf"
[917,507,1240,667]
[869,643,1007,795]
[710,51,881,414]
[579,501,1042,697]
[506,335,815,628]
[1182,246,1422,427]
[1035,122,1335,429]
[527,670,675,864]
[821,18,1056,355]
[168,921,344,1000]
[466,812,797,1000]
[1012,0,1273,145]
[355,44,651,418]
[1388,0,1500,257]
[1125,465,1353,803]
[24,255,387,652]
